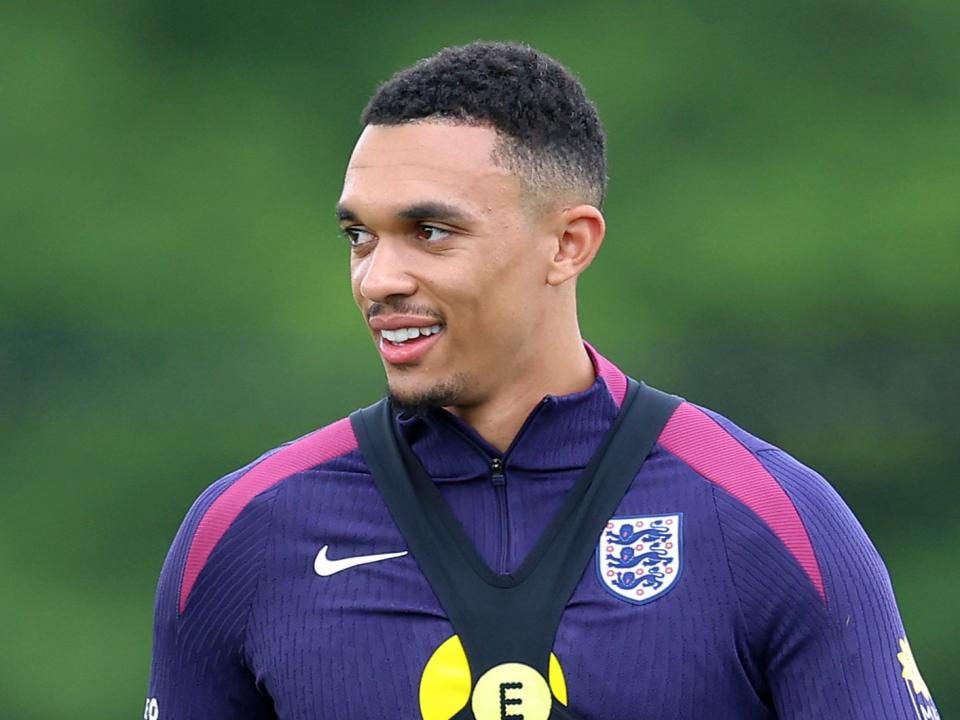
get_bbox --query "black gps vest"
[350,379,680,720]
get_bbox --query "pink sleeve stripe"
[584,342,628,408]
[178,417,358,613]
[658,403,826,601]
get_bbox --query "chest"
[243,471,766,720]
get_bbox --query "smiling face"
[338,121,567,411]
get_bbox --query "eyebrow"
[335,201,474,224]
[397,202,472,223]
[335,204,357,222]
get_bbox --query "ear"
[545,205,606,286]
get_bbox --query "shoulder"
[656,400,839,603]
[167,416,360,614]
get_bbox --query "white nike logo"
[313,545,408,577]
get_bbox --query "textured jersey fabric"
[145,346,939,720]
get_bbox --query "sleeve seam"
[752,448,860,719]
[239,479,286,678]
[696,416,828,606]
[709,482,765,677]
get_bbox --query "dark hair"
[361,41,607,208]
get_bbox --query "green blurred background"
[2,1,957,717]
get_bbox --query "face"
[338,121,559,410]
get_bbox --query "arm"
[719,448,939,719]
[145,467,278,720]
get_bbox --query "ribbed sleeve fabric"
[717,445,936,718]
[148,470,280,719]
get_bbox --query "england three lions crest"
[596,514,682,605]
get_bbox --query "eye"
[415,224,452,243]
[342,227,375,248]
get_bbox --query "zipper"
[439,398,551,575]
[489,457,508,573]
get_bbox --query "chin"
[387,372,468,416]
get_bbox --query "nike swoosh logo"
[313,545,408,577]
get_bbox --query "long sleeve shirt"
[145,345,939,720]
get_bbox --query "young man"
[146,42,938,720]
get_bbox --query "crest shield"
[595,513,682,605]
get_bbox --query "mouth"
[379,324,443,344]
[371,321,445,365]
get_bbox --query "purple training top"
[145,345,939,720]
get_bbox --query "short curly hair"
[361,41,607,209]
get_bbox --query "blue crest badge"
[596,513,682,605]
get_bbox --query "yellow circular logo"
[419,635,567,720]
[471,663,552,720]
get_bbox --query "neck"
[446,331,596,453]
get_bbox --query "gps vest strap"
[350,379,681,720]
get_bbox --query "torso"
[242,443,769,720]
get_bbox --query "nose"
[356,236,418,303]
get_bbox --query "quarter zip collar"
[396,343,625,483]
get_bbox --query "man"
[146,42,938,720]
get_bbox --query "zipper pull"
[490,457,506,486]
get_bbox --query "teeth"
[381,325,442,343]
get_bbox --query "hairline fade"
[360,41,608,211]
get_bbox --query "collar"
[396,343,628,482]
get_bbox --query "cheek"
[489,239,548,299]
[465,252,544,330]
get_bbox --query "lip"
[369,314,443,332]
[377,328,444,365]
